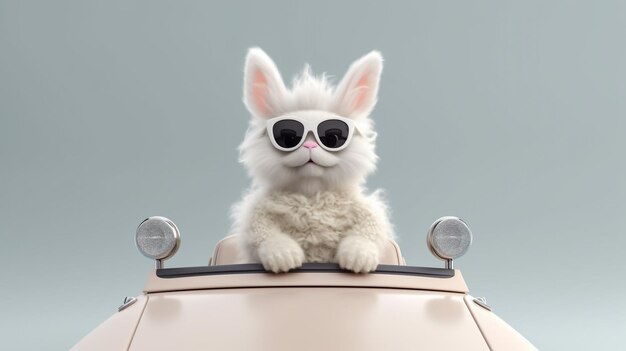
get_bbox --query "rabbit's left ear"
[333,51,383,118]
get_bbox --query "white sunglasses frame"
[266,116,357,152]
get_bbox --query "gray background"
[1,1,624,350]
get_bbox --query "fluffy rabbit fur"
[231,48,394,273]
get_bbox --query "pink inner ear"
[353,73,371,111]
[252,69,270,116]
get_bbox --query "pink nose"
[303,141,318,149]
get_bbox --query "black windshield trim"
[156,263,454,279]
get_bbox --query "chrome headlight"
[427,216,472,269]
[135,216,181,268]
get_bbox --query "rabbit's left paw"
[336,238,379,273]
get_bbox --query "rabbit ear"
[333,51,383,118]
[243,48,288,119]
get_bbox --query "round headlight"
[136,216,180,268]
[427,216,472,269]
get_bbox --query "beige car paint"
[464,295,538,350]
[72,238,537,350]
[71,294,148,351]
[130,288,489,351]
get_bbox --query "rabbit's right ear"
[243,48,288,119]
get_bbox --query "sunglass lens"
[273,119,304,149]
[317,119,349,149]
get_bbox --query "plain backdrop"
[1,1,625,350]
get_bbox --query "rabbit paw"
[336,237,380,273]
[257,237,305,273]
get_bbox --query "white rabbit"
[230,48,393,273]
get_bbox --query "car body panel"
[72,230,537,350]
[130,287,489,351]
[71,294,148,351]
[464,295,537,350]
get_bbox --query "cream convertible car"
[72,216,537,350]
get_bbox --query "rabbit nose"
[303,141,318,149]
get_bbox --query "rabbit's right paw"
[257,238,305,273]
